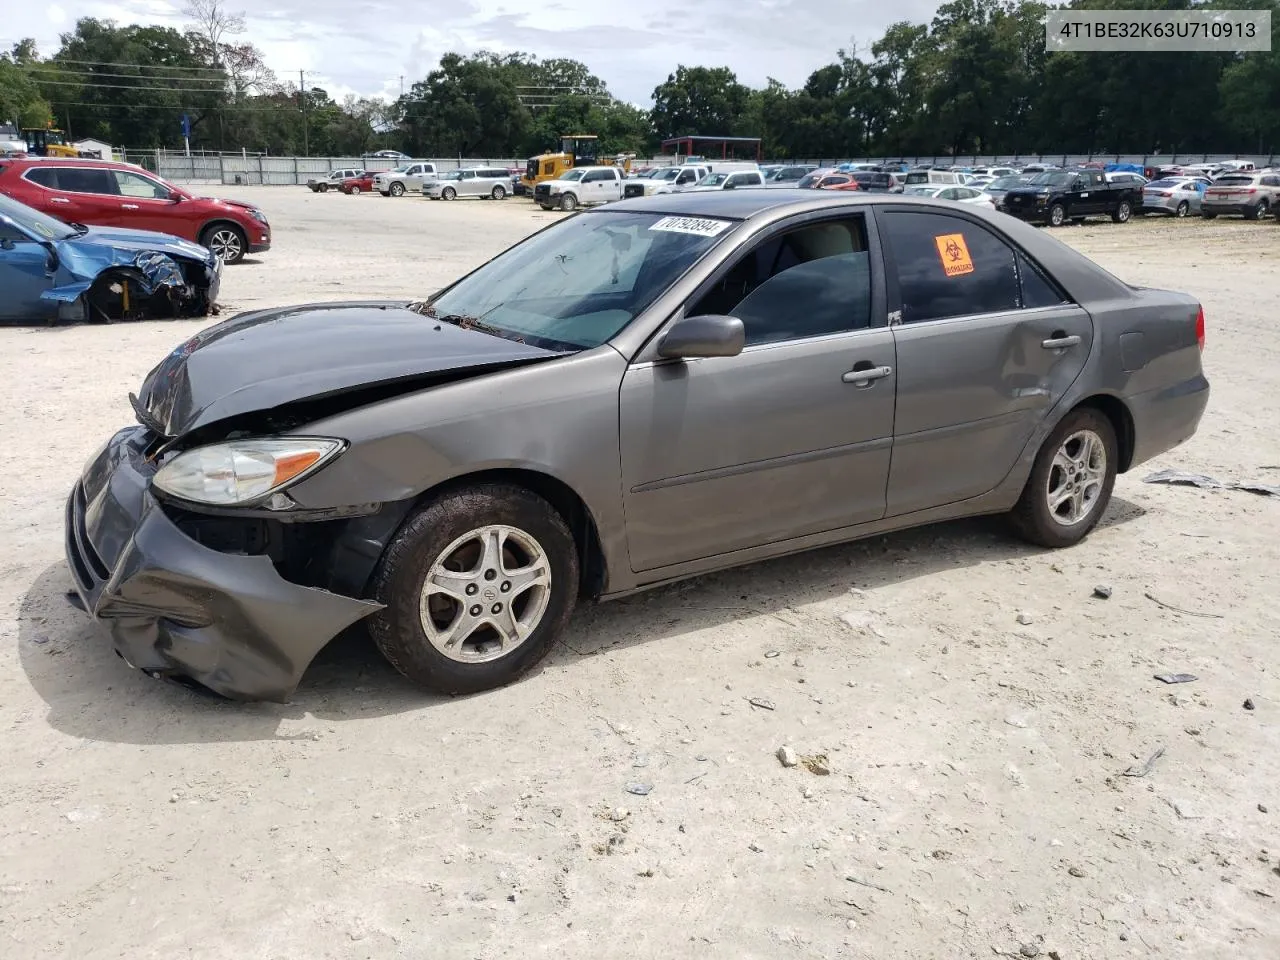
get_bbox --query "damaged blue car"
[0,193,220,323]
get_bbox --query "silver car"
[1141,177,1209,217]
[373,161,439,197]
[425,167,512,200]
[66,191,1209,702]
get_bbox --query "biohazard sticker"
[649,216,733,237]
[934,233,974,277]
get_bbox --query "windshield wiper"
[408,302,524,343]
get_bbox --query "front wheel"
[389,181,405,197]
[1008,407,1118,549]
[199,223,247,265]
[349,185,361,195]
[559,192,578,212]
[442,186,456,201]
[1112,200,1132,223]
[318,183,329,193]
[1048,203,1066,227]
[368,484,579,695]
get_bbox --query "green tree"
[650,66,751,140]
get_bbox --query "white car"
[534,166,624,211]
[902,184,996,209]
[622,165,711,199]
[682,170,766,192]
[373,162,439,197]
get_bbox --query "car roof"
[3,156,142,171]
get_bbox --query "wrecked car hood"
[136,302,562,437]
[65,226,213,263]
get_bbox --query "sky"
[5,0,941,106]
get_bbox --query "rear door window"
[25,167,60,189]
[50,167,116,194]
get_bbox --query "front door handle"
[1042,334,1081,350]
[842,364,893,386]
[49,197,71,204]
[121,203,139,210]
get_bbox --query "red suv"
[0,157,270,264]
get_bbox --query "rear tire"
[1175,201,1189,217]
[1008,407,1118,549]
[368,484,579,695]
[1111,200,1132,223]
[1245,199,1268,220]
[491,184,506,200]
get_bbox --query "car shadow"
[16,499,1146,746]
[234,257,265,266]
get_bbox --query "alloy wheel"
[418,524,552,663]
[208,228,243,264]
[1045,430,1107,526]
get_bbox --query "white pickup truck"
[373,161,439,197]
[534,166,625,211]
[622,164,712,199]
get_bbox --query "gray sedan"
[1141,177,1209,217]
[66,192,1210,702]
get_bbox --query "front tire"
[368,484,579,695]
[442,186,456,201]
[318,183,329,193]
[559,192,578,212]
[199,223,247,265]
[1008,407,1118,549]
[1048,203,1066,227]
[390,181,406,197]
[349,185,361,195]
[1112,200,1132,223]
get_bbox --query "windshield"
[420,211,735,351]
[1028,172,1072,186]
[390,165,409,173]
[655,168,681,181]
[442,170,464,180]
[796,172,829,188]
[987,176,1024,190]
[698,173,730,186]
[0,192,76,241]
[558,170,586,181]
[903,185,940,196]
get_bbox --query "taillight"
[1159,192,1172,197]
[1196,305,1205,352]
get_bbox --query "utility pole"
[299,69,308,156]
[399,75,404,98]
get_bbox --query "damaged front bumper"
[64,426,381,702]
[43,245,221,323]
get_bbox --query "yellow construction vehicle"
[21,127,88,158]
[518,135,632,195]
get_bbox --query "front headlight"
[249,208,268,223]
[153,438,344,506]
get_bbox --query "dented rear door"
[877,207,1093,517]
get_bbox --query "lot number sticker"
[650,216,733,237]
[934,233,974,277]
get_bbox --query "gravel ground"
[1,188,1277,959]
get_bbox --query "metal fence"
[130,150,1278,184]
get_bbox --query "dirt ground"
[1,187,1277,960]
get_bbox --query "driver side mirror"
[0,237,14,251]
[168,190,184,202]
[1071,180,1085,191]
[657,314,745,360]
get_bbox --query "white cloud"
[5,0,940,105]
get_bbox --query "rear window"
[1215,175,1255,185]
[905,172,930,184]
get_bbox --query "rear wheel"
[1111,200,1132,223]
[1008,407,1118,549]
[1175,200,1189,217]
[442,186,457,200]
[491,184,506,200]
[390,181,405,197]
[1048,203,1066,227]
[368,484,579,695]
[199,223,247,265]
[1245,199,1268,220]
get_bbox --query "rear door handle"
[1042,335,1081,349]
[121,203,139,210]
[842,365,893,385]
[49,197,71,204]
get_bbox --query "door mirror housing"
[657,314,745,360]
[168,190,185,202]
[1071,179,1085,191]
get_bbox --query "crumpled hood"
[69,226,212,262]
[136,301,561,437]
